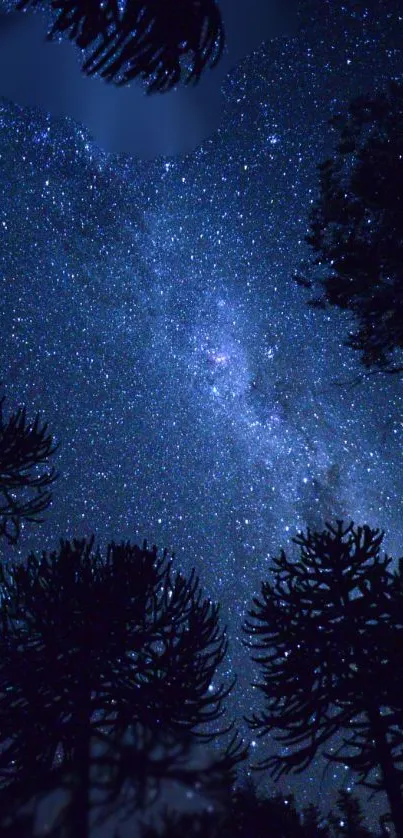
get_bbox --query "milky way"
[1,0,403,823]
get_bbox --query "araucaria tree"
[15,0,224,92]
[296,81,403,374]
[0,538,246,837]
[243,521,403,837]
[0,393,57,543]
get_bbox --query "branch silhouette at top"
[15,0,225,92]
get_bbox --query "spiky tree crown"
[0,538,246,820]
[0,395,58,544]
[16,0,225,92]
[243,521,403,783]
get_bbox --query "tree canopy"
[0,392,57,544]
[0,537,246,836]
[15,0,225,92]
[138,779,382,838]
[296,81,403,374]
[243,521,403,837]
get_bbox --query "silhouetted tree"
[0,392,57,544]
[0,537,246,837]
[327,789,373,837]
[138,783,330,838]
[295,81,403,374]
[15,0,225,92]
[301,802,330,837]
[243,521,403,837]
[137,779,400,838]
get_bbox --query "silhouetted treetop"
[243,520,403,836]
[296,81,403,374]
[15,0,225,91]
[0,393,58,544]
[0,536,246,834]
[328,788,373,837]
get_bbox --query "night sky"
[1,0,403,829]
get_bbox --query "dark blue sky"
[1,0,403,830]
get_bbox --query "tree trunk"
[70,738,91,838]
[367,705,403,838]
[63,689,92,838]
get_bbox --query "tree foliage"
[138,783,331,838]
[0,537,246,835]
[15,0,225,92]
[296,81,403,374]
[328,789,373,838]
[243,521,403,836]
[137,779,386,838]
[0,393,57,544]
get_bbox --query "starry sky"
[1,0,403,828]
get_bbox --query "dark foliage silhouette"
[15,0,225,92]
[1,810,36,838]
[328,788,373,837]
[243,521,403,837]
[301,801,331,837]
[138,780,332,838]
[0,392,57,544]
[296,81,403,374]
[0,537,246,836]
[137,777,389,837]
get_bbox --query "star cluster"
[1,0,403,825]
